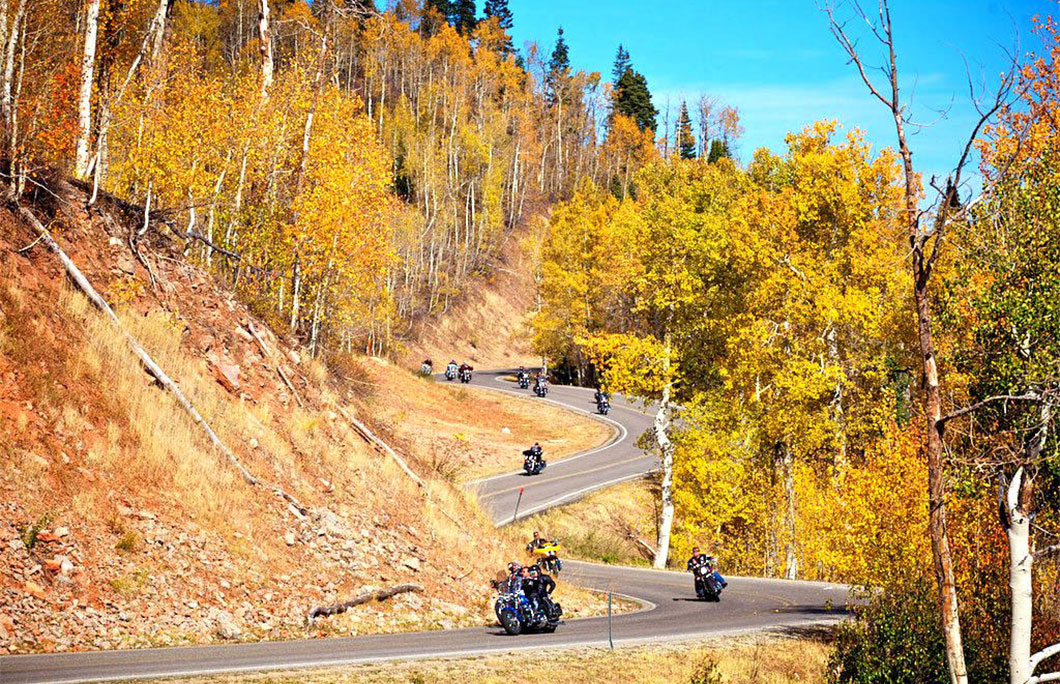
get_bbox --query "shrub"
[829,582,947,684]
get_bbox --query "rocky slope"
[0,184,597,654]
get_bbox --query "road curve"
[463,370,658,524]
[0,370,849,684]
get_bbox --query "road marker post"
[608,590,613,651]
[512,487,524,522]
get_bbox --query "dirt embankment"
[0,185,604,654]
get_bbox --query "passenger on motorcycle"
[687,547,726,596]
[524,565,558,617]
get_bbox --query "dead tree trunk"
[826,4,1016,680]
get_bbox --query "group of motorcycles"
[516,368,549,398]
[423,360,473,384]
[491,537,565,635]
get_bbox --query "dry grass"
[506,478,659,566]
[364,363,614,480]
[156,634,832,684]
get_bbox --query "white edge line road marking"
[463,380,632,486]
[498,470,659,525]
[30,618,844,684]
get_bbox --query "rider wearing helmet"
[687,546,726,594]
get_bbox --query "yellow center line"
[478,454,653,498]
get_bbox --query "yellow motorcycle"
[530,539,563,574]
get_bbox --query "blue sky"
[502,0,1052,193]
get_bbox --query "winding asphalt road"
[0,370,849,684]
[465,370,658,524]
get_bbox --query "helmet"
[528,565,539,575]
[507,561,521,573]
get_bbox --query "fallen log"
[307,583,423,621]
[18,204,309,516]
[247,320,305,408]
[341,408,426,488]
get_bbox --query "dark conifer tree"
[614,68,657,132]
[676,101,696,159]
[483,0,513,30]
[707,139,731,163]
[546,27,571,105]
[484,0,515,54]
[612,44,631,84]
[450,0,477,36]
[421,0,450,35]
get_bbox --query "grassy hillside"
[0,185,606,654]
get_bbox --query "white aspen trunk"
[783,444,799,580]
[75,0,101,180]
[148,0,168,63]
[1008,467,1032,684]
[1,0,24,146]
[0,0,9,70]
[654,333,675,569]
[257,0,273,97]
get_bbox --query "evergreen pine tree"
[614,68,657,132]
[612,44,631,84]
[546,27,571,105]
[483,0,515,54]
[483,0,513,29]
[421,0,450,35]
[450,0,477,36]
[676,101,696,159]
[707,139,730,164]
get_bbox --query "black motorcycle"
[493,590,561,635]
[517,372,530,389]
[445,366,457,381]
[523,451,546,475]
[597,397,610,415]
[534,382,549,397]
[459,368,472,383]
[693,559,723,602]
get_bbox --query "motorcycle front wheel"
[499,609,522,635]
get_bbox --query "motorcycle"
[534,382,549,397]
[459,368,472,383]
[597,397,610,415]
[517,372,530,389]
[523,451,546,475]
[531,539,563,575]
[421,363,433,376]
[693,559,723,602]
[445,366,458,381]
[493,590,561,635]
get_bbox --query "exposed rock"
[234,326,254,343]
[210,361,241,394]
[401,557,421,572]
[284,532,296,546]
[500,427,511,434]
[209,608,242,640]
[53,526,69,538]
[116,257,137,275]
[287,350,300,365]
[23,581,46,600]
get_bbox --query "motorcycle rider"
[525,441,544,463]
[422,359,433,374]
[446,359,458,379]
[526,530,550,554]
[525,564,558,617]
[687,547,726,596]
